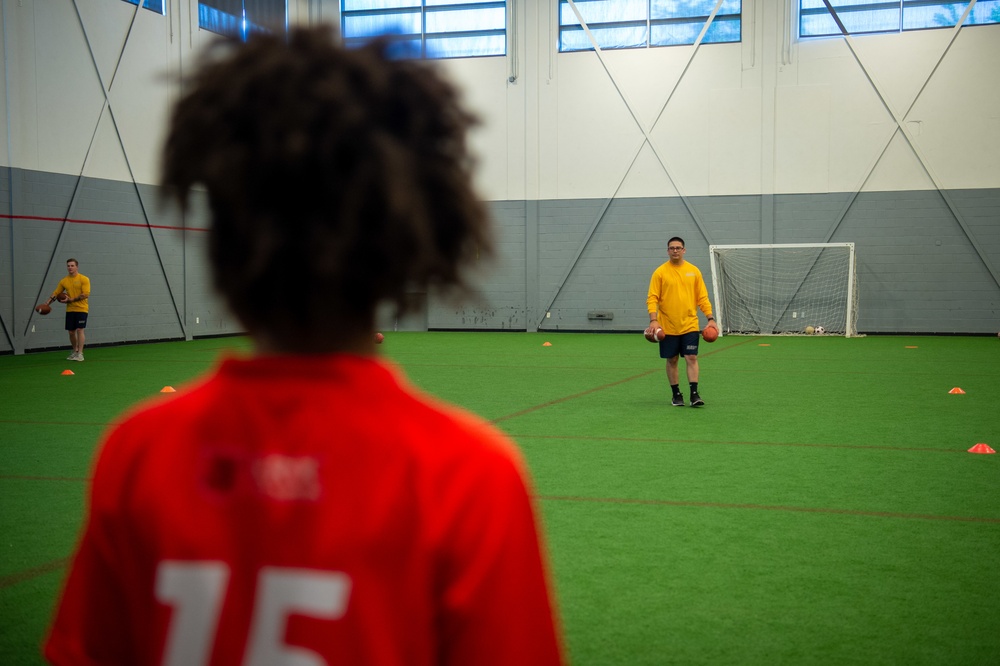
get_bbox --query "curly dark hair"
[161,26,492,351]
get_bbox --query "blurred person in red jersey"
[45,25,564,666]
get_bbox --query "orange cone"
[968,443,996,454]
[948,387,966,394]
[61,369,74,376]
[542,342,552,347]
[160,386,176,393]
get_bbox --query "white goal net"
[709,243,859,337]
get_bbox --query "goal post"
[708,243,859,337]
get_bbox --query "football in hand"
[644,327,665,343]
[702,325,719,343]
[57,293,70,303]
[35,303,52,315]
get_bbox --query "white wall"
[438,0,1000,201]
[0,0,310,184]
[2,0,998,198]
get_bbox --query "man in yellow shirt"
[44,258,91,362]
[645,237,717,407]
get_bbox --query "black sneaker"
[671,394,685,407]
[690,392,705,407]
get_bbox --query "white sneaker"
[74,353,85,362]
[67,352,78,360]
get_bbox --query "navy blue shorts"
[659,331,700,359]
[65,312,88,331]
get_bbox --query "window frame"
[799,0,1000,39]
[198,0,288,41]
[123,0,165,15]
[558,0,743,53]
[340,1,508,60]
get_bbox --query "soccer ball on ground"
[804,326,815,335]
[814,326,825,335]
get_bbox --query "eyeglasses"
[668,247,684,251]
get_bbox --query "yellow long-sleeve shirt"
[52,274,91,313]
[647,260,712,336]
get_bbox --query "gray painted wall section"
[2,166,999,354]
[428,200,529,331]
[0,167,242,354]
[441,191,1000,335]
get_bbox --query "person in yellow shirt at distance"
[45,258,91,362]
[645,237,717,407]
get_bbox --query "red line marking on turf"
[512,433,971,454]
[491,337,758,423]
[1,475,89,482]
[0,419,116,427]
[491,370,656,423]
[537,495,1000,524]
[0,557,71,590]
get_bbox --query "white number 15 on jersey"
[156,561,352,666]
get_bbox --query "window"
[559,0,742,53]
[123,0,165,14]
[199,0,287,40]
[341,0,507,59]
[800,0,1000,38]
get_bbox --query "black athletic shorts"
[65,312,88,331]
[659,330,700,359]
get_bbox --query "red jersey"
[45,355,563,666]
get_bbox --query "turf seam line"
[537,495,1000,524]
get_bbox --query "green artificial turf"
[1,332,998,664]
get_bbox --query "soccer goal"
[709,243,859,337]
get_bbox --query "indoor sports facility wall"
[2,0,998,354]
[0,167,226,354]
